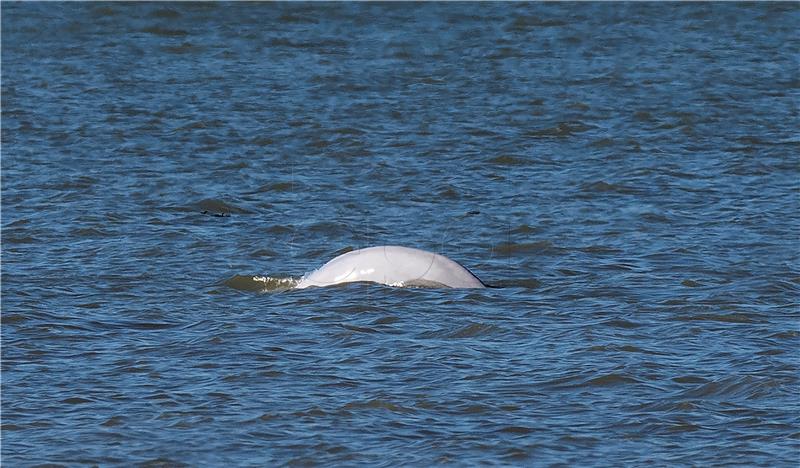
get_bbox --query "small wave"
[493,240,559,255]
[193,198,252,215]
[418,322,502,339]
[541,372,640,390]
[254,181,295,193]
[489,278,540,289]
[339,324,379,334]
[223,275,298,293]
[390,279,452,289]
[581,373,640,387]
[676,375,781,400]
[580,180,639,195]
[277,13,321,25]
[526,121,595,138]
[602,319,643,329]
[670,313,758,324]
[341,399,415,414]
[3,235,39,244]
[506,16,566,32]
[497,426,536,434]
[148,8,181,19]
[141,26,188,37]
[485,155,530,166]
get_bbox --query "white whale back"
[295,246,485,289]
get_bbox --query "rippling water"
[2,2,799,466]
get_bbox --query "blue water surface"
[2,2,799,466]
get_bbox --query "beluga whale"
[295,246,486,289]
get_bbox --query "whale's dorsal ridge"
[295,245,485,289]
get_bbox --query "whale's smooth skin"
[295,246,486,289]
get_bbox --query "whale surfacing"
[295,246,486,289]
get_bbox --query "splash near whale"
[295,246,486,289]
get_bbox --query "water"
[2,2,799,466]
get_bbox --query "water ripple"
[3,2,799,466]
